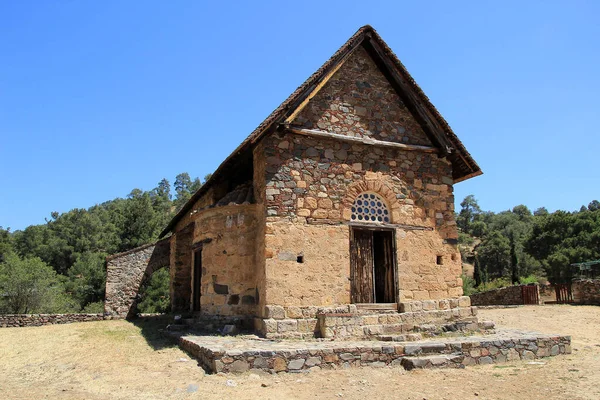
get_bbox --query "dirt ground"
[0,305,598,400]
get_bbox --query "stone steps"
[377,333,423,342]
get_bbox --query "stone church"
[105,25,482,338]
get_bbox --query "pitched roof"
[159,25,482,238]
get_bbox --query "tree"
[0,253,72,314]
[524,208,600,283]
[457,195,482,234]
[0,227,12,263]
[136,268,170,313]
[174,172,202,210]
[510,234,519,284]
[477,231,511,279]
[120,191,160,251]
[66,252,106,310]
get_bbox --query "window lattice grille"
[350,192,390,223]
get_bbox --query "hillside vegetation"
[458,196,600,294]
[0,173,207,314]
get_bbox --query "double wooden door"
[350,228,397,304]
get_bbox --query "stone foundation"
[254,297,476,339]
[177,330,571,374]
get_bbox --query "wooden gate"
[521,285,540,305]
[555,284,573,304]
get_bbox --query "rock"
[305,357,321,367]
[288,359,305,370]
[253,357,268,369]
[226,380,237,387]
[273,357,287,372]
[479,356,494,365]
[187,384,199,393]
[229,360,249,373]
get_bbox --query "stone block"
[422,300,437,311]
[265,305,285,319]
[285,307,303,319]
[398,302,411,313]
[458,296,471,307]
[278,319,298,333]
[262,318,278,333]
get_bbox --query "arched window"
[350,192,390,223]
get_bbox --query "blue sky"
[1,1,599,231]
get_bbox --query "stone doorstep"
[176,330,572,374]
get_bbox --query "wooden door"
[373,231,396,303]
[350,229,375,303]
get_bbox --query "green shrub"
[461,274,477,296]
[136,268,170,314]
[82,301,104,313]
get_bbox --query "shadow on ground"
[130,314,178,350]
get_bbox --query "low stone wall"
[0,313,104,328]
[178,331,571,374]
[470,285,539,306]
[572,279,600,305]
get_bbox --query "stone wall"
[191,204,260,316]
[470,285,539,306]
[0,313,103,328]
[294,46,432,147]
[260,131,461,307]
[572,279,600,305]
[170,225,193,312]
[105,239,170,318]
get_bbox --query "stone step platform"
[175,329,571,374]
[401,354,464,370]
[377,333,423,342]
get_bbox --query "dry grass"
[0,306,599,400]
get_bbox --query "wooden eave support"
[287,126,439,153]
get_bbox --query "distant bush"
[82,301,104,313]
[519,274,544,285]
[461,274,477,296]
